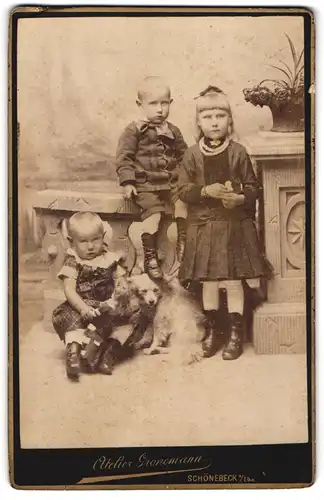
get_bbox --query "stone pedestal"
[242,132,306,354]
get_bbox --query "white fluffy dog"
[107,273,205,365]
[141,276,205,365]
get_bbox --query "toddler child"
[116,76,188,280]
[178,86,272,361]
[52,211,125,381]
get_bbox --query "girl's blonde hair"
[194,87,236,142]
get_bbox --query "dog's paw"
[134,327,154,350]
[143,346,169,356]
[186,347,204,365]
[143,346,160,355]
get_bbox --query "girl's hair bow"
[194,85,224,99]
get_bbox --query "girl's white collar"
[199,137,230,156]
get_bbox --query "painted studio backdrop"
[17,14,308,450]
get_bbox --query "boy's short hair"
[137,76,171,101]
[68,212,104,238]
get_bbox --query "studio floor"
[19,322,308,449]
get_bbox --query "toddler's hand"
[222,192,245,209]
[225,180,234,193]
[123,184,137,199]
[99,298,118,313]
[204,183,227,199]
[81,306,101,322]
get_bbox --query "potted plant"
[243,34,304,133]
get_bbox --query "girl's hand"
[123,184,137,199]
[80,306,101,322]
[222,193,245,209]
[204,183,227,199]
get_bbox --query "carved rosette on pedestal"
[242,131,306,354]
[281,189,305,275]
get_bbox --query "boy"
[116,76,188,280]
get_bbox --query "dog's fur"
[99,273,162,347]
[142,276,205,365]
[101,273,205,365]
[100,274,161,319]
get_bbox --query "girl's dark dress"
[178,140,272,282]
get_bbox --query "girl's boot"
[222,312,243,361]
[141,232,163,279]
[175,217,187,262]
[202,310,223,358]
[66,342,81,381]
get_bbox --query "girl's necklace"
[199,137,230,156]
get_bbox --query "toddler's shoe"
[82,332,105,371]
[98,350,114,375]
[66,342,81,381]
[98,339,123,375]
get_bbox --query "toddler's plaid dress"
[52,246,125,341]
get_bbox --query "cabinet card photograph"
[9,5,315,490]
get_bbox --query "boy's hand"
[80,306,101,322]
[222,193,245,209]
[204,183,227,199]
[123,184,137,199]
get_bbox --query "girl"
[178,86,272,361]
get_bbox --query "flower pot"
[270,102,304,133]
[243,85,305,133]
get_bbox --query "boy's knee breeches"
[135,187,179,221]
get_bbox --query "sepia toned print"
[10,6,314,489]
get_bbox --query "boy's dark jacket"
[116,120,188,192]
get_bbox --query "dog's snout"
[145,290,158,307]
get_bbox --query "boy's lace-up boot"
[141,232,163,280]
[175,217,187,263]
